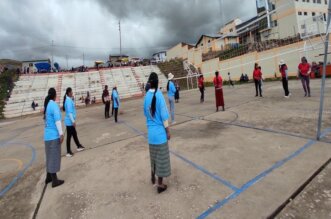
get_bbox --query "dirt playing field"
[1,79,331,219]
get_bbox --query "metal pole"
[66,55,68,70]
[316,2,331,140]
[119,20,122,59]
[83,52,85,66]
[51,40,54,71]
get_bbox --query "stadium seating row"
[4,66,168,118]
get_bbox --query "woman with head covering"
[167,73,177,124]
[102,85,111,119]
[144,72,171,193]
[112,86,120,123]
[279,60,291,98]
[213,71,225,112]
[298,57,311,97]
[253,63,263,97]
[43,88,65,188]
[63,87,85,157]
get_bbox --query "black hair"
[215,71,219,84]
[167,81,170,91]
[63,87,72,111]
[148,72,159,117]
[44,88,57,119]
[254,63,259,69]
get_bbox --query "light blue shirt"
[64,96,76,126]
[167,81,176,97]
[144,89,169,145]
[44,100,62,141]
[112,90,120,108]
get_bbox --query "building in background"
[152,51,167,63]
[22,59,51,74]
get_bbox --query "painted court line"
[121,120,239,192]
[0,141,36,197]
[197,127,331,218]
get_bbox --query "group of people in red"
[196,56,315,113]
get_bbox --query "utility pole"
[316,0,331,140]
[119,20,122,64]
[51,40,54,71]
[83,52,85,66]
[66,55,68,70]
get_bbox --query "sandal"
[157,184,168,194]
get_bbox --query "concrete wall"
[167,43,184,60]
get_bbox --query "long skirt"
[149,142,171,178]
[45,139,61,173]
[215,88,224,107]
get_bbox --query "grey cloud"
[0,0,256,67]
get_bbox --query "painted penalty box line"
[121,120,239,192]
[0,141,36,197]
[197,127,331,219]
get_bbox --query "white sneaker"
[77,147,85,152]
[284,96,290,98]
[66,153,73,157]
[171,121,177,125]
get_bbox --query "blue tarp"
[34,62,51,72]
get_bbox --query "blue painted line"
[320,127,331,139]
[0,141,36,197]
[122,120,239,191]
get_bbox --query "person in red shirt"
[198,74,205,103]
[213,71,225,112]
[279,60,291,98]
[298,57,311,97]
[253,63,263,97]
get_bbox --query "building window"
[325,0,328,4]
[230,28,233,32]
[273,20,278,27]
[303,0,305,2]
[324,13,327,21]
[312,12,316,16]
[201,43,203,47]
[307,0,310,2]
[208,40,211,43]
[298,11,302,15]
[304,12,308,16]
[317,0,321,3]
[313,0,316,2]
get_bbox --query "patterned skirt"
[45,139,61,173]
[149,142,171,177]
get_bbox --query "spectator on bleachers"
[31,100,38,111]
[112,86,120,123]
[43,88,64,188]
[240,74,245,83]
[143,72,171,194]
[63,87,85,157]
[92,96,96,104]
[102,85,111,119]
[244,74,249,82]
[85,91,90,106]
[198,75,205,103]
[213,71,225,112]
[167,73,176,124]
[175,80,180,103]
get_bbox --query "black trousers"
[66,126,82,153]
[199,87,204,102]
[282,77,290,96]
[254,79,262,96]
[114,108,118,122]
[111,102,114,116]
[105,102,110,118]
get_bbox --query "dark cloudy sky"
[0,0,256,67]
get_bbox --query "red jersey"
[198,77,204,88]
[280,65,288,78]
[213,76,223,88]
[298,63,311,76]
[253,69,262,80]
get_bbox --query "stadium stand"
[3,66,167,118]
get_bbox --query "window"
[273,20,278,27]
[325,0,328,4]
[307,0,310,2]
[303,0,305,2]
[208,40,211,43]
[313,0,316,2]
[312,12,316,16]
[201,43,203,47]
[298,11,302,15]
[324,13,327,21]
[230,28,233,32]
[317,0,321,3]
[304,12,308,16]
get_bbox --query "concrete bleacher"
[4,66,167,118]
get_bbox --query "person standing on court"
[63,87,85,157]
[228,72,234,87]
[112,86,120,123]
[144,72,171,194]
[279,60,291,98]
[213,71,225,112]
[175,80,180,103]
[43,88,64,188]
[102,85,111,119]
[298,57,311,97]
[167,73,177,124]
[198,74,205,103]
[253,63,263,97]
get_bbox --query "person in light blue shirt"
[43,88,64,188]
[144,72,171,194]
[112,86,120,123]
[167,73,176,124]
[63,87,84,157]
